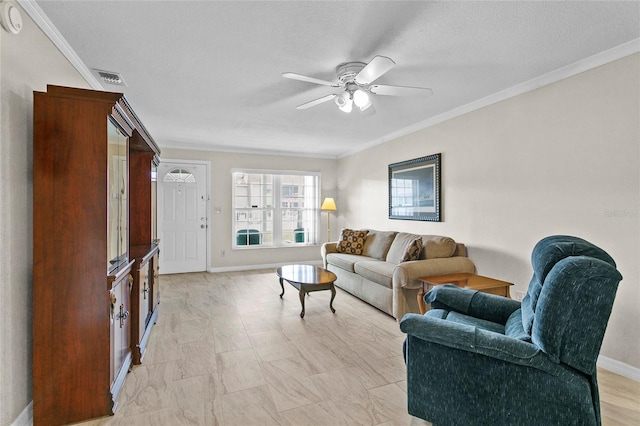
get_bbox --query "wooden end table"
[417,273,513,314]
[276,264,337,318]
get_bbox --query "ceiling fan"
[282,55,432,113]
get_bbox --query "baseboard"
[598,355,640,382]
[11,401,32,426]
[209,260,322,273]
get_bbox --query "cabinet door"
[151,253,160,310]
[139,263,151,337]
[110,274,132,389]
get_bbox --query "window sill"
[232,243,320,250]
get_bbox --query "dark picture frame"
[388,153,441,222]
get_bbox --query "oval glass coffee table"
[276,264,337,318]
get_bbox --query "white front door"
[157,162,208,274]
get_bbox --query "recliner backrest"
[521,235,622,374]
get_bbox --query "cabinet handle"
[128,275,134,293]
[110,291,117,322]
[143,283,149,299]
[118,303,129,328]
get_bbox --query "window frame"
[232,169,321,249]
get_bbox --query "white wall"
[159,148,337,271]
[336,54,640,370]
[0,6,89,425]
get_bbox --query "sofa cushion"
[386,232,421,264]
[421,235,457,259]
[336,228,369,255]
[401,237,423,262]
[363,230,398,260]
[354,260,395,288]
[326,253,372,273]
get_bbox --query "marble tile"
[71,270,638,426]
[212,324,252,353]
[217,347,266,394]
[173,339,218,380]
[368,382,415,425]
[219,385,281,426]
[116,362,179,417]
[248,330,296,362]
[599,367,640,425]
[276,402,340,425]
[288,336,349,373]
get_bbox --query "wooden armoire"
[33,85,161,426]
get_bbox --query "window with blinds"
[232,170,320,248]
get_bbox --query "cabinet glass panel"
[151,163,157,241]
[107,119,128,272]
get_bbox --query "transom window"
[164,169,196,183]
[232,170,320,248]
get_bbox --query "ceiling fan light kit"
[353,89,370,108]
[334,92,352,112]
[283,55,432,114]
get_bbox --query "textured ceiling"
[32,1,640,158]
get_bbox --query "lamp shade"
[321,197,337,211]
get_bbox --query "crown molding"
[159,140,338,160]
[17,0,104,90]
[338,38,640,159]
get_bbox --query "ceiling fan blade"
[355,56,396,85]
[369,84,433,97]
[282,72,337,87]
[296,94,336,110]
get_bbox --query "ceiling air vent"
[93,69,127,86]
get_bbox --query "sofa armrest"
[426,284,521,325]
[392,257,476,290]
[321,241,338,268]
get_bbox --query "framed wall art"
[388,153,441,222]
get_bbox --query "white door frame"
[158,158,211,273]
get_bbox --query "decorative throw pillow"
[336,229,369,255]
[400,237,423,262]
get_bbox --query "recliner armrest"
[427,284,521,325]
[400,313,559,372]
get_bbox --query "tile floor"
[73,270,639,426]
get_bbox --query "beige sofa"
[321,230,475,320]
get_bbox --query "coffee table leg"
[279,278,285,298]
[329,284,336,314]
[298,289,306,318]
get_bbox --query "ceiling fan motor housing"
[336,62,366,87]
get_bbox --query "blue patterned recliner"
[400,235,622,426]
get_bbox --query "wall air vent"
[93,69,127,86]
